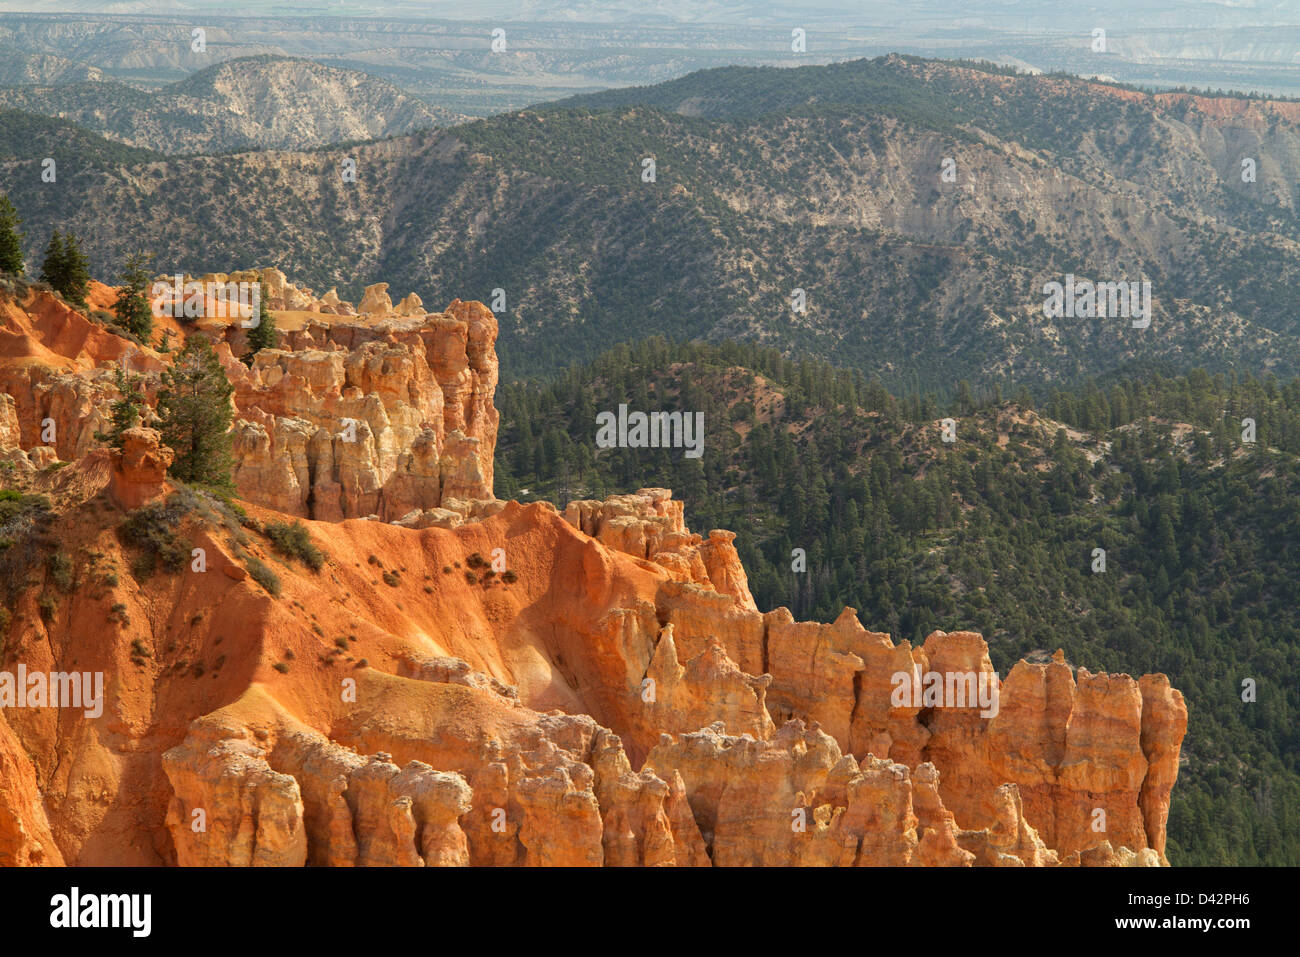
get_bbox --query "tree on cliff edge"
[113,251,155,342]
[39,230,90,309]
[244,302,277,362]
[95,366,147,452]
[157,334,234,490]
[0,195,24,276]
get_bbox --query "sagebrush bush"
[265,520,325,570]
[47,551,73,591]
[119,499,191,578]
[246,557,280,596]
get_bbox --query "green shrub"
[0,489,48,524]
[246,557,280,596]
[47,551,72,591]
[119,499,192,577]
[265,520,325,571]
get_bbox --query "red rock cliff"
[0,278,1186,867]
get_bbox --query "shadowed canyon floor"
[0,275,1186,866]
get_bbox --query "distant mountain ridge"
[0,49,106,86]
[3,54,1300,388]
[0,55,467,154]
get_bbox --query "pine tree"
[38,230,65,288]
[244,302,277,359]
[113,251,154,342]
[39,230,90,308]
[0,194,24,276]
[61,232,91,309]
[157,334,234,489]
[95,366,146,450]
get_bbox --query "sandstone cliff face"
[564,488,757,609]
[180,268,429,320]
[0,278,1187,867]
[0,279,500,522]
[144,494,1181,867]
[221,298,499,521]
[0,284,162,470]
[0,713,63,866]
[109,428,173,510]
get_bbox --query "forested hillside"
[0,108,161,165]
[495,339,1300,865]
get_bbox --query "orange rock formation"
[0,277,1186,867]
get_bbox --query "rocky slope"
[0,277,1186,866]
[0,51,105,86]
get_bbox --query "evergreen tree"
[63,232,91,309]
[244,302,277,360]
[0,194,24,276]
[38,230,64,287]
[39,230,90,308]
[94,366,146,450]
[157,334,234,489]
[113,251,154,341]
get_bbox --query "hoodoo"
[0,273,1186,866]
